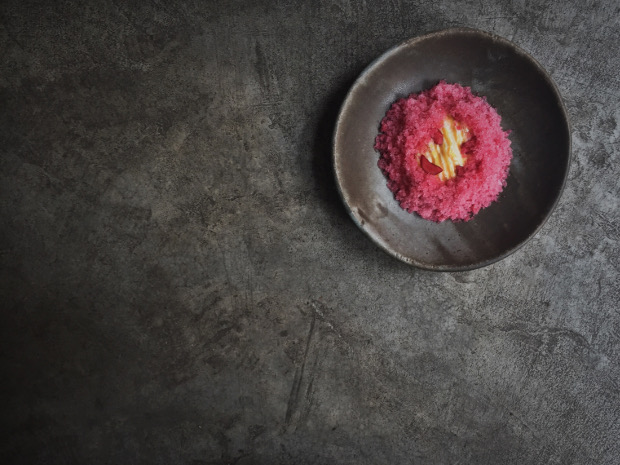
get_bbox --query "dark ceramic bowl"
[333,28,571,271]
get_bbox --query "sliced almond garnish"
[418,116,470,181]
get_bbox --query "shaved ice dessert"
[374,81,512,222]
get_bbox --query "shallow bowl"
[333,28,571,270]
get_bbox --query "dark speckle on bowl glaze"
[333,28,571,271]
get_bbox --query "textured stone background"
[1,1,619,464]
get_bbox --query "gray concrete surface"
[1,1,619,464]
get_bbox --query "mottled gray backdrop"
[1,0,619,464]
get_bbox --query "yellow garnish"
[420,116,469,181]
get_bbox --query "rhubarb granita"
[374,81,512,222]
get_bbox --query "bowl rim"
[332,26,572,271]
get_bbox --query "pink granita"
[374,81,512,222]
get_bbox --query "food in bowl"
[374,81,512,222]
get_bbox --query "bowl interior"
[334,28,570,270]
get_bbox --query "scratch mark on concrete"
[254,41,270,92]
[284,313,316,426]
[496,322,592,351]
[300,348,322,425]
[309,300,351,350]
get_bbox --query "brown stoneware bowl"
[333,28,571,271]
